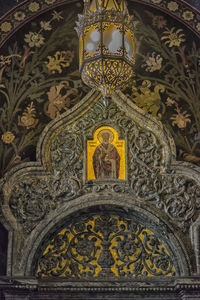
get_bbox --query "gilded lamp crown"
[83,0,128,13]
[75,0,135,104]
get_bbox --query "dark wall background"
[0,223,8,276]
[0,0,199,17]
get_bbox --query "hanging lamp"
[75,0,135,105]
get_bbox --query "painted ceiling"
[0,0,200,178]
[0,0,199,17]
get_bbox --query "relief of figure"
[93,129,120,179]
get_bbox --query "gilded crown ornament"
[75,0,135,105]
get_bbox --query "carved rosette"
[36,214,175,279]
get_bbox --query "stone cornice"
[0,276,200,292]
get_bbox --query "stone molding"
[1,276,200,299]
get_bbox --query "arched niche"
[22,196,191,278]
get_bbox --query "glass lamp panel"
[84,26,101,58]
[124,28,135,62]
[103,23,122,54]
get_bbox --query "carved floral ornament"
[1,89,199,236]
[35,213,176,278]
[0,89,200,277]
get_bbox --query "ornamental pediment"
[1,88,200,277]
[1,89,199,237]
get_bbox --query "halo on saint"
[97,129,114,144]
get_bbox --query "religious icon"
[87,126,126,181]
[93,129,120,179]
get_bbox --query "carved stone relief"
[9,177,56,235]
[35,211,175,279]
[0,89,200,275]
[9,94,199,233]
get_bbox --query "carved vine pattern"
[8,101,200,233]
[9,177,57,234]
[36,214,175,279]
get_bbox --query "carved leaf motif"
[9,177,56,234]
[129,164,200,230]
[50,131,83,174]
[49,131,83,200]
[8,100,200,234]
[36,214,175,279]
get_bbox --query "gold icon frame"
[87,126,126,181]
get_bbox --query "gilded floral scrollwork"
[36,214,175,278]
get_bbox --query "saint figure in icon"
[93,129,120,179]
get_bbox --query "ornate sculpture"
[7,97,200,234]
